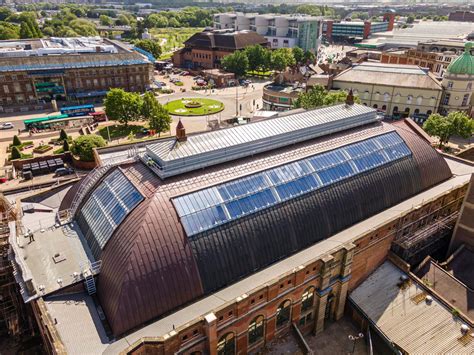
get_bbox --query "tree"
[116,14,130,26]
[0,22,20,40]
[71,135,106,162]
[221,50,249,77]
[168,18,179,28]
[11,146,21,160]
[134,39,162,59]
[99,15,113,26]
[303,50,316,64]
[104,89,143,126]
[142,92,172,136]
[292,46,305,65]
[423,112,474,148]
[59,129,68,141]
[0,7,12,21]
[244,45,268,72]
[63,139,70,152]
[406,15,415,24]
[295,4,322,16]
[293,85,360,109]
[270,48,295,73]
[12,135,21,146]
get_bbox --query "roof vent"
[176,119,187,142]
[345,89,354,107]
[461,324,469,335]
[397,274,410,289]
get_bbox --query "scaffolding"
[0,194,30,337]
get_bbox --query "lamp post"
[348,333,364,354]
[235,83,239,117]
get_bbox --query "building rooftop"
[183,29,268,50]
[350,261,474,354]
[447,42,474,75]
[47,155,471,355]
[333,62,443,90]
[145,104,378,178]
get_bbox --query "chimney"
[176,119,187,142]
[345,89,354,107]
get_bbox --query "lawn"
[98,124,145,140]
[164,98,224,116]
[149,27,203,60]
[246,70,274,77]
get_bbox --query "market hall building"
[9,100,473,354]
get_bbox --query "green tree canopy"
[423,112,474,148]
[71,135,106,162]
[0,7,12,21]
[142,92,172,136]
[99,15,113,26]
[134,39,162,59]
[69,19,98,36]
[295,4,322,16]
[271,48,296,72]
[0,21,20,40]
[12,135,21,146]
[59,129,68,141]
[244,44,269,72]
[116,14,130,26]
[293,86,360,109]
[11,146,21,160]
[221,50,249,77]
[104,89,143,126]
[406,15,415,24]
[292,46,305,65]
[63,139,70,152]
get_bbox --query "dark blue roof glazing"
[172,131,411,236]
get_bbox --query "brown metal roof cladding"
[184,30,267,50]
[94,120,452,336]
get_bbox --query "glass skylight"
[78,169,143,258]
[172,132,411,237]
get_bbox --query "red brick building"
[172,29,267,70]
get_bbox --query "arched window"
[427,110,432,115]
[363,103,367,106]
[217,333,235,355]
[406,95,413,104]
[248,315,264,345]
[416,96,423,105]
[414,109,420,114]
[353,89,358,96]
[382,105,387,111]
[301,287,315,312]
[393,106,399,114]
[363,91,370,100]
[373,104,378,109]
[384,92,390,102]
[276,300,291,327]
[394,93,401,103]
[374,92,380,101]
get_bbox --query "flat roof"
[350,261,473,354]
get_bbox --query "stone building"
[0,37,153,113]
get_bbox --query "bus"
[24,114,69,130]
[90,111,107,122]
[60,104,95,117]
[24,115,94,131]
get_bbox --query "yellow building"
[440,42,474,116]
[332,62,443,122]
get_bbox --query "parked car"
[54,167,74,177]
[180,71,190,76]
[196,79,207,86]
[0,122,14,130]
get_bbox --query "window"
[467,82,472,90]
[301,287,315,312]
[373,104,378,109]
[384,92,390,102]
[217,333,235,355]
[406,95,413,104]
[462,94,470,106]
[427,110,432,115]
[414,109,420,114]
[13,83,21,93]
[447,81,453,89]
[3,85,9,94]
[248,315,264,344]
[394,93,401,103]
[442,93,450,105]
[363,91,369,100]
[393,106,399,114]
[382,105,387,111]
[276,300,291,327]
[416,96,422,105]
[374,92,380,101]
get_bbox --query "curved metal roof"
[90,122,451,336]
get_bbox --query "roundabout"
[164,98,225,116]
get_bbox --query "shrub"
[63,140,70,152]
[59,129,68,141]
[33,145,53,154]
[11,146,21,160]
[71,135,106,162]
[12,135,21,146]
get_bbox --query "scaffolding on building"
[0,194,30,337]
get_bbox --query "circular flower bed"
[164,98,224,116]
